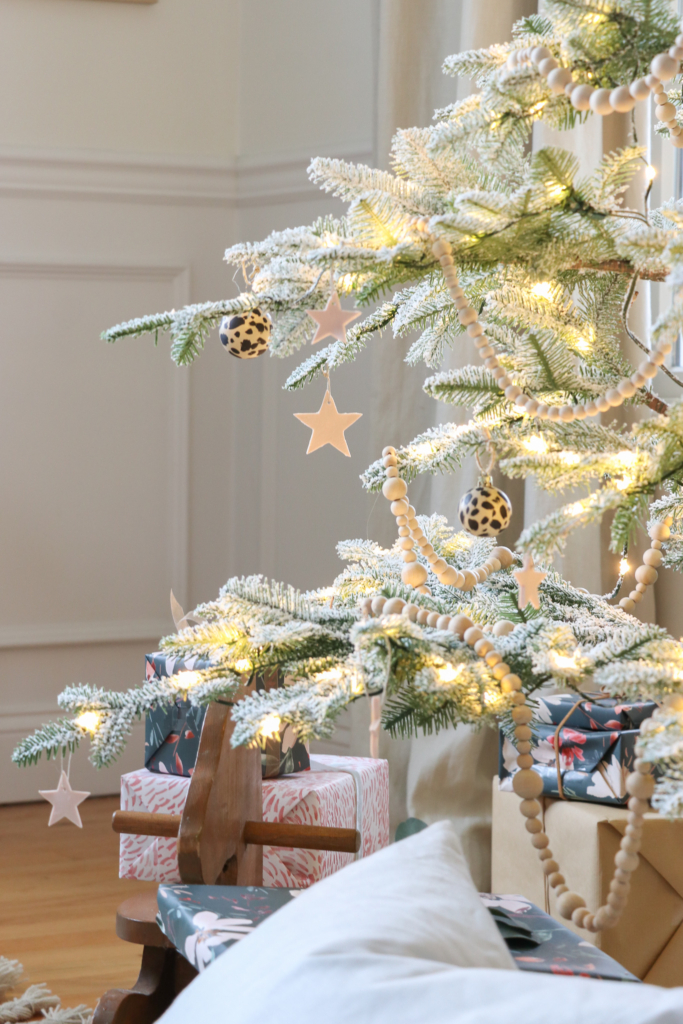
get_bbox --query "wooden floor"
[1,796,157,1012]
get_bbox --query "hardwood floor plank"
[0,795,158,1010]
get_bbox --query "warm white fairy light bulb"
[531,282,554,299]
[619,557,630,576]
[523,435,549,453]
[75,711,100,733]
[234,659,253,674]
[259,714,282,739]
[644,164,657,182]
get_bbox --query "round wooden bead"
[590,88,613,115]
[525,817,543,834]
[517,753,534,768]
[511,706,533,724]
[402,603,419,621]
[656,101,677,121]
[610,877,631,896]
[402,551,417,563]
[491,547,515,568]
[610,86,636,111]
[464,627,484,646]
[510,691,527,706]
[516,741,532,755]
[458,307,478,326]
[513,769,544,799]
[639,360,659,379]
[615,850,639,872]
[436,615,452,631]
[492,620,515,636]
[426,612,440,628]
[643,548,662,567]
[628,797,650,816]
[383,454,398,468]
[620,836,640,855]
[431,558,448,574]
[431,239,452,257]
[460,570,477,590]
[531,45,552,64]
[619,598,636,612]
[359,597,373,616]
[390,499,409,516]
[383,598,406,615]
[630,78,651,99]
[515,725,532,742]
[371,597,387,615]
[571,85,594,110]
[635,565,658,586]
[649,522,670,541]
[485,651,502,667]
[652,53,678,81]
[401,562,428,588]
[618,380,637,398]
[491,662,511,680]
[555,884,569,896]
[607,892,626,911]
[438,567,459,586]
[572,907,591,927]
[416,608,430,625]
[399,538,414,550]
[519,798,541,818]
[547,67,573,93]
[382,446,396,457]
[557,892,586,920]
[531,832,549,849]
[449,615,473,637]
[537,847,553,861]
[635,582,648,594]
[629,590,643,603]
[398,526,410,537]
[385,466,399,478]
[538,57,558,76]
[474,638,494,656]
[606,388,624,407]
[635,758,653,774]
[501,675,524,692]
[626,772,655,800]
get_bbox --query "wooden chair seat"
[116,892,171,948]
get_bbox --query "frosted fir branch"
[308,157,422,208]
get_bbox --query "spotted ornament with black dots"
[458,484,512,537]
[220,308,271,359]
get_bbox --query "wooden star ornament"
[307,291,360,345]
[514,553,547,610]
[294,385,362,456]
[39,770,90,828]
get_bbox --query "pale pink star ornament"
[294,388,362,456]
[307,291,360,345]
[39,770,90,827]
[513,553,547,610]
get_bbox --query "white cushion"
[159,820,683,1024]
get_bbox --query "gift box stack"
[120,651,390,889]
[493,694,683,987]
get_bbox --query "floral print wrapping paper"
[155,885,638,981]
[119,756,390,886]
[499,695,657,806]
[144,654,310,778]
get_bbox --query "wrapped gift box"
[144,655,309,778]
[491,779,683,986]
[499,695,656,806]
[155,883,639,980]
[120,755,390,888]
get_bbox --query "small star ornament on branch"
[294,373,362,456]
[39,769,90,828]
[307,291,360,345]
[514,553,547,610]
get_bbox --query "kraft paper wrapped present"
[491,779,683,986]
[120,755,390,888]
[499,695,656,806]
[144,654,310,778]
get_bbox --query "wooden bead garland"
[619,517,673,613]
[506,30,683,148]
[360,591,654,934]
[381,446,515,592]
[414,232,673,422]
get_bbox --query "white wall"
[0,0,386,801]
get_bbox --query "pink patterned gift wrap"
[119,754,390,887]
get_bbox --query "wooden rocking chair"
[94,698,360,1024]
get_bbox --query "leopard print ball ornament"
[458,483,512,537]
[220,308,271,359]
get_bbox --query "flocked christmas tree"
[14,0,683,831]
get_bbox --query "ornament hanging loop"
[475,443,496,486]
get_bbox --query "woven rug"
[0,957,92,1024]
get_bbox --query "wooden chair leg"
[92,946,196,1024]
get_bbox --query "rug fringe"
[0,957,93,1024]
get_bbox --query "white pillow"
[160,820,513,1022]
[160,821,683,1024]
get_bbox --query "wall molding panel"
[0,144,374,207]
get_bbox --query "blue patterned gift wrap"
[144,654,310,779]
[156,885,638,982]
[499,694,656,806]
